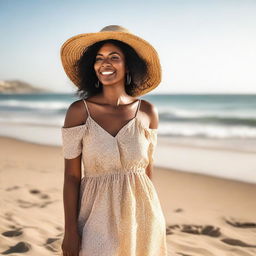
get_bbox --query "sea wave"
[0,99,69,111]
[159,122,256,138]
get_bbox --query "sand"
[0,136,256,256]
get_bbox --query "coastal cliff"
[0,80,50,93]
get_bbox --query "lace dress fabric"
[61,99,167,256]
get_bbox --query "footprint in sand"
[56,226,63,232]
[166,224,221,237]
[17,199,38,208]
[167,222,256,250]
[224,217,256,228]
[8,225,17,229]
[29,189,40,194]
[29,189,50,200]
[17,199,56,208]
[221,238,256,248]
[39,201,55,208]
[2,228,23,237]
[174,208,183,213]
[1,242,31,254]
[44,237,61,252]
[166,224,180,235]
[40,194,50,199]
[14,188,54,208]
[5,186,20,191]
[4,212,14,222]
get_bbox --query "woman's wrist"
[64,225,79,234]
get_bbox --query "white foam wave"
[158,106,256,119]
[0,100,69,110]
[159,122,256,138]
[0,116,64,127]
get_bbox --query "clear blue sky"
[0,0,256,94]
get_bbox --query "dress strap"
[83,99,91,117]
[135,99,141,118]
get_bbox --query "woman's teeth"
[101,71,114,75]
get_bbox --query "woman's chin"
[100,80,125,87]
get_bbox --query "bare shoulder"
[140,99,159,129]
[63,99,88,128]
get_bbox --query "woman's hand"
[61,230,81,256]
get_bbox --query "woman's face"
[94,43,127,87]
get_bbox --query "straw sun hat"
[60,25,161,96]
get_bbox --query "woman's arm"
[61,101,86,255]
[62,101,85,234]
[145,101,159,180]
[63,156,82,234]
[62,156,82,255]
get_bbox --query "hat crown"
[100,25,130,33]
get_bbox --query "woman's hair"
[74,39,149,99]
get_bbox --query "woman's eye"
[95,56,119,62]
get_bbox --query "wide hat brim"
[60,28,162,96]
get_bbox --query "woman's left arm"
[145,102,159,180]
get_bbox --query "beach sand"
[0,136,256,256]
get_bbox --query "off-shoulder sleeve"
[147,129,158,164]
[61,124,87,159]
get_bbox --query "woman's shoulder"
[63,99,88,128]
[140,99,157,112]
[140,99,159,129]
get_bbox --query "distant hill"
[0,80,51,93]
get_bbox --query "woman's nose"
[101,58,112,66]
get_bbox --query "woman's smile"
[99,70,116,81]
[101,71,115,75]
[100,69,116,77]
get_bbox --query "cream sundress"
[61,98,167,256]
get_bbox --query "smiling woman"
[60,25,166,256]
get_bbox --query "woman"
[60,25,167,256]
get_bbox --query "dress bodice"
[61,99,158,177]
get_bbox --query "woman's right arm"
[62,156,82,255]
[61,101,86,256]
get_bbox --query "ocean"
[0,93,256,183]
[1,93,256,139]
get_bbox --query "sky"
[0,0,256,94]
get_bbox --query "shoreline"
[1,133,256,184]
[1,121,256,153]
